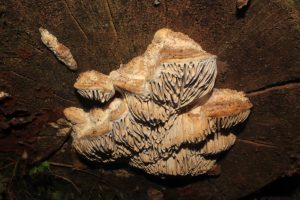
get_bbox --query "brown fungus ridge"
[203,88,253,131]
[63,28,252,176]
[108,28,216,96]
[74,70,115,103]
[203,88,253,117]
[63,107,111,139]
[64,99,131,163]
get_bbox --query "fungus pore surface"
[64,28,253,176]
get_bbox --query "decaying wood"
[1,0,299,199]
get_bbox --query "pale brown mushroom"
[63,28,252,176]
[74,70,115,103]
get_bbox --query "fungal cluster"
[64,28,252,176]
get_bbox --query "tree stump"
[0,0,299,199]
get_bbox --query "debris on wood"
[113,169,133,178]
[21,150,28,160]
[147,187,164,200]
[236,0,249,10]
[154,0,160,6]
[48,118,71,137]
[39,27,78,71]
[57,127,71,137]
[0,91,10,100]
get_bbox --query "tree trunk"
[0,0,299,199]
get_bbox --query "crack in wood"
[163,0,168,27]
[51,92,77,104]
[104,0,118,39]
[246,79,300,96]
[10,71,36,83]
[31,130,71,166]
[237,138,278,149]
[9,71,76,104]
[63,0,88,42]
[207,179,225,199]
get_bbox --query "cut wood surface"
[0,0,299,199]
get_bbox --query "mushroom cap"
[203,88,253,130]
[63,107,88,124]
[64,106,112,139]
[108,28,216,98]
[203,88,252,117]
[74,70,113,91]
[74,70,115,102]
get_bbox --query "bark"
[0,0,299,199]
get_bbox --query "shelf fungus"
[64,28,253,176]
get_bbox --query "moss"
[29,161,50,175]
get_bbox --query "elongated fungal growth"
[39,27,78,70]
[64,28,253,176]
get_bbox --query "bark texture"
[0,0,299,199]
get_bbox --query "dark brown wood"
[0,0,299,199]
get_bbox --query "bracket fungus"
[64,28,252,176]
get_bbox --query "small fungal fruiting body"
[236,0,250,9]
[0,91,10,100]
[74,70,115,103]
[39,27,77,71]
[64,28,252,176]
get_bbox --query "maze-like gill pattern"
[64,28,252,176]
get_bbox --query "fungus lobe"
[64,28,252,176]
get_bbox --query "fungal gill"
[74,70,115,103]
[63,28,253,176]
